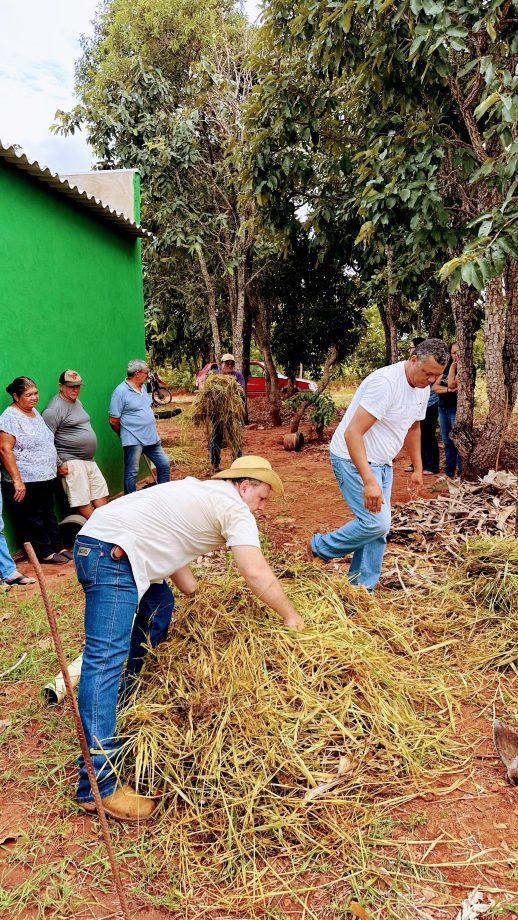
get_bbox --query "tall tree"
[55,0,257,372]
[246,0,517,474]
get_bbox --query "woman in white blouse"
[0,377,70,564]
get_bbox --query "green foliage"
[341,305,389,378]
[246,0,517,295]
[253,235,365,380]
[54,0,254,360]
[285,390,337,429]
[165,358,197,391]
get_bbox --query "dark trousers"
[209,422,242,471]
[3,479,63,560]
[420,403,439,473]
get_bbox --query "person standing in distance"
[209,353,246,473]
[109,360,170,494]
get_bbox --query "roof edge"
[0,141,153,240]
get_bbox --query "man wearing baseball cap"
[43,370,109,519]
[208,353,246,472]
[73,455,304,822]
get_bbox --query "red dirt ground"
[1,400,516,918]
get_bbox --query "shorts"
[61,459,109,508]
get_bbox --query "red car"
[195,361,317,398]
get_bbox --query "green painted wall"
[0,160,146,549]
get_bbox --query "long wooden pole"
[24,542,131,920]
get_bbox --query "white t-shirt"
[79,478,260,599]
[330,362,429,466]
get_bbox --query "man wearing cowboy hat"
[73,455,304,823]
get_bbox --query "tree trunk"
[197,249,222,361]
[503,258,518,412]
[227,255,247,373]
[450,281,477,472]
[290,345,337,434]
[429,282,448,338]
[377,303,392,365]
[467,275,509,475]
[385,246,401,363]
[249,289,282,426]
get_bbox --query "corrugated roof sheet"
[0,141,153,240]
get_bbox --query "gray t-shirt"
[42,395,97,463]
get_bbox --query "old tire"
[283,432,304,451]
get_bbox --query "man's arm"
[403,421,424,497]
[41,404,59,434]
[231,545,304,631]
[170,565,197,596]
[108,387,123,436]
[344,406,383,513]
[109,416,121,436]
[41,405,67,471]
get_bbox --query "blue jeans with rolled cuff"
[310,455,393,593]
[123,441,170,494]
[74,536,174,803]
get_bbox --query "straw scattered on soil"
[114,533,516,911]
[390,470,517,542]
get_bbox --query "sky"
[0,0,260,177]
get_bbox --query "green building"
[0,141,151,547]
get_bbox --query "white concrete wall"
[60,169,136,222]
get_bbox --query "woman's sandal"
[5,572,36,587]
[59,550,74,560]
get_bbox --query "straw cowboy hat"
[212,455,284,496]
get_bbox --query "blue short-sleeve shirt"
[109,381,159,447]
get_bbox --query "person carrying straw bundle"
[73,456,304,823]
[193,353,246,472]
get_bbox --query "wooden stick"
[24,542,131,920]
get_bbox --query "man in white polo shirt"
[309,339,448,591]
[73,456,304,823]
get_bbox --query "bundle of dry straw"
[191,374,245,459]
[119,566,459,878]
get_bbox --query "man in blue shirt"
[109,359,170,494]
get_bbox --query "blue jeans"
[74,536,174,802]
[438,406,462,477]
[311,455,393,592]
[123,441,170,494]
[0,490,16,581]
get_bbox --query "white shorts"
[61,458,109,508]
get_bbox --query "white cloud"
[0,0,260,175]
[0,0,99,172]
